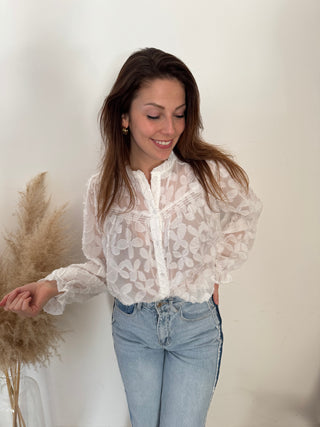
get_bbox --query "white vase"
[0,374,45,427]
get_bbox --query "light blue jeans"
[111,296,223,427]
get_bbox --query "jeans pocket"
[208,297,222,327]
[114,298,137,316]
[180,301,212,321]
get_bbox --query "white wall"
[1,1,319,426]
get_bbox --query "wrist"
[39,280,60,297]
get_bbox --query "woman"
[0,48,262,426]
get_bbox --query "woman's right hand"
[0,280,59,317]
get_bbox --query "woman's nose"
[162,118,175,136]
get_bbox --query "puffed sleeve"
[213,163,263,285]
[43,174,107,315]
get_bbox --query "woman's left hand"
[213,283,219,305]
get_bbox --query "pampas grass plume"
[0,173,71,371]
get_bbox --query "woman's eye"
[175,114,185,119]
[147,115,159,120]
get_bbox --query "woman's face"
[122,78,186,178]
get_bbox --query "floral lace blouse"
[44,152,262,315]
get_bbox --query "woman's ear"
[121,113,129,129]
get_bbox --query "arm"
[213,164,263,285]
[0,175,108,316]
[0,280,60,317]
[42,174,107,314]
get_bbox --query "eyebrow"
[144,102,186,110]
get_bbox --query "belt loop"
[137,302,142,311]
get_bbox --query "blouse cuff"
[41,272,68,315]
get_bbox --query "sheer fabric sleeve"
[213,163,263,285]
[43,175,107,315]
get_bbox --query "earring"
[122,127,128,135]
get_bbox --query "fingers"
[213,283,219,305]
[0,290,19,306]
[5,291,28,311]
[0,283,39,305]
[0,287,28,306]
[0,283,43,317]
[213,292,219,305]
[2,291,34,317]
[0,296,8,306]
[21,298,38,318]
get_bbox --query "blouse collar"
[126,151,177,179]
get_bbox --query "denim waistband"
[114,295,214,313]
[141,296,187,309]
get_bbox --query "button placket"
[147,173,169,296]
[133,169,170,298]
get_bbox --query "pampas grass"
[0,173,71,426]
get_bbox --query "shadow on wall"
[305,376,320,427]
[240,375,320,427]
[238,1,320,426]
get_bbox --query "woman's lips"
[151,139,174,149]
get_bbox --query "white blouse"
[44,152,262,315]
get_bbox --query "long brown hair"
[98,48,248,224]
